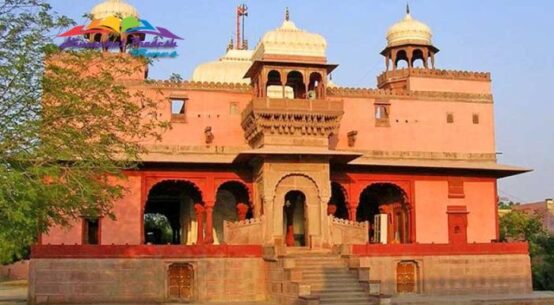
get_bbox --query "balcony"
[241,98,344,148]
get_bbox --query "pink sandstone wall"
[139,89,252,147]
[41,219,81,245]
[414,180,449,243]
[41,176,143,246]
[414,179,497,243]
[335,96,495,153]
[28,257,266,304]
[101,176,142,245]
[464,181,497,243]
[407,77,491,94]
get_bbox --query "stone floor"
[3,280,554,305]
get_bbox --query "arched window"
[412,49,425,68]
[212,181,251,244]
[395,50,409,69]
[357,183,411,244]
[144,180,203,245]
[286,71,306,99]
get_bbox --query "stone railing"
[328,216,369,246]
[223,216,265,245]
[377,68,491,85]
[327,86,492,103]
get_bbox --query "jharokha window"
[375,102,390,127]
[82,218,100,245]
[448,178,465,198]
[170,98,188,122]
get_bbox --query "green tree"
[0,0,167,263]
[499,210,554,290]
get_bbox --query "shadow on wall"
[1,260,29,281]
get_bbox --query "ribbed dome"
[192,49,253,84]
[90,0,139,19]
[252,18,327,60]
[386,12,432,47]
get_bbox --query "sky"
[47,0,554,203]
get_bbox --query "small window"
[472,113,480,124]
[375,103,390,127]
[170,98,187,122]
[83,218,100,245]
[448,178,465,198]
[446,113,454,124]
[230,102,239,115]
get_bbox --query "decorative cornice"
[353,150,497,162]
[327,87,493,104]
[142,80,252,93]
[377,68,491,84]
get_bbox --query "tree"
[0,0,167,263]
[499,210,554,290]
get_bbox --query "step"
[302,274,358,281]
[311,285,365,292]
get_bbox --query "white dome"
[386,13,432,47]
[90,0,139,19]
[192,49,253,84]
[252,18,327,60]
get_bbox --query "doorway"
[168,263,194,301]
[283,191,307,247]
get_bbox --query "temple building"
[30,1,535,304]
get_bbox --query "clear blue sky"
[48,0,554,203]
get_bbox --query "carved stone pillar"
[236,203,249,221]
[193,203,205,245]
[204,203,214,244]
[348,205,357,221]
[327,204,337,216]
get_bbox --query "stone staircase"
[287,251,377,305]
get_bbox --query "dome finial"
[406,3,410,15]
[285,7,289,21]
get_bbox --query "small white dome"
[252,17,327,60]
[90,0,139,19]
[192,49,253,84]
[386,13,432,47]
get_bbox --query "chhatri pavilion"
[30,1,534,304]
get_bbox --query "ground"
[2,280,554,305]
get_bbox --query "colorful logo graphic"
[58,16,183,58]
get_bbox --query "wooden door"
[448,213,468,244]
[168,263,194,301]
[396,261,417,293]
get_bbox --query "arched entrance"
[213,181,251,244]
[356,183,411,244]
[283,191,307,247]
[328,182,348,219]
[273,174,322,248]
[144,180,202,245]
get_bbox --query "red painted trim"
[351,242,528,257]
[31,244,263,259]
[494,180,500,241]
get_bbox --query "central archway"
[273,174,322,248]
[283,191,306,247]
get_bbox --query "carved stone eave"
[377,68,491,84]
[241,98,344,149]
[327,87,493,104]
[137,80,253,93]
